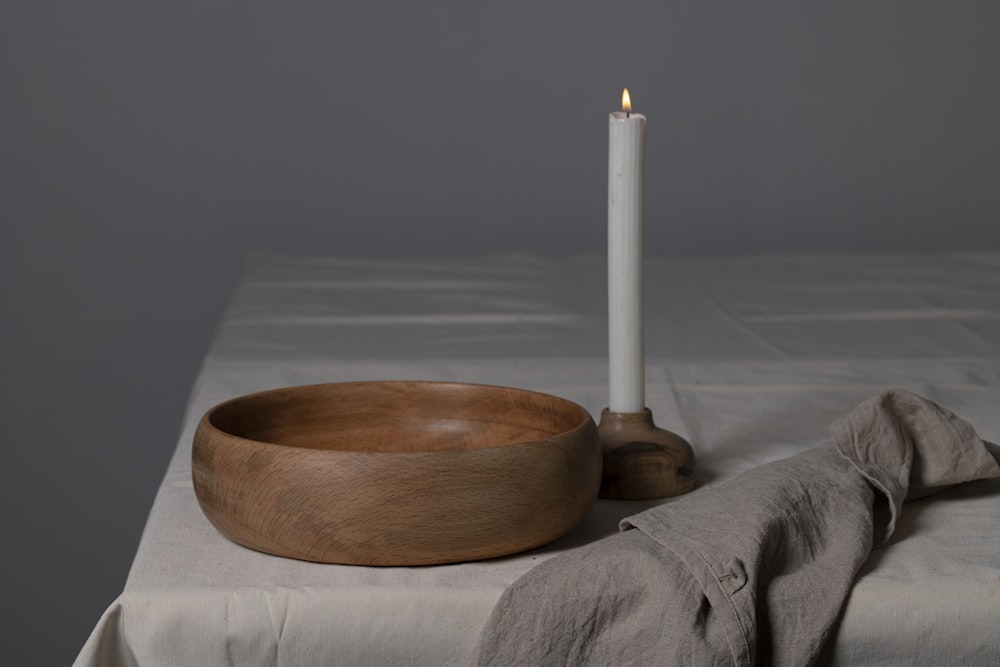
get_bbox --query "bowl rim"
[198,379,597,454]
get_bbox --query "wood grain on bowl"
[192,381,601,565]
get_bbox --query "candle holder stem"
[597,408,695,500]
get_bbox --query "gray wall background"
[3,2,998,663]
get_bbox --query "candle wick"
[626,111,630,119]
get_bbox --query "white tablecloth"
[75,253,1000,666]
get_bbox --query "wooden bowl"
[192,381,601,565]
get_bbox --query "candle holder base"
[597,408,696,500]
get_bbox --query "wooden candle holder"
[597,408,696,499]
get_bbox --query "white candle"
[608,88,646,414]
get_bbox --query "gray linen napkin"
[474,390,1000,666]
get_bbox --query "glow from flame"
[622,88,631,113]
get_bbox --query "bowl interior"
[208,381,589,453]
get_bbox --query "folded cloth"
[473,390,1000,666]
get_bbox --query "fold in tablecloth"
[474,390,1000,666]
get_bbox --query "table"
[75,253,1000,666]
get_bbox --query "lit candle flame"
[622,88,632,113]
